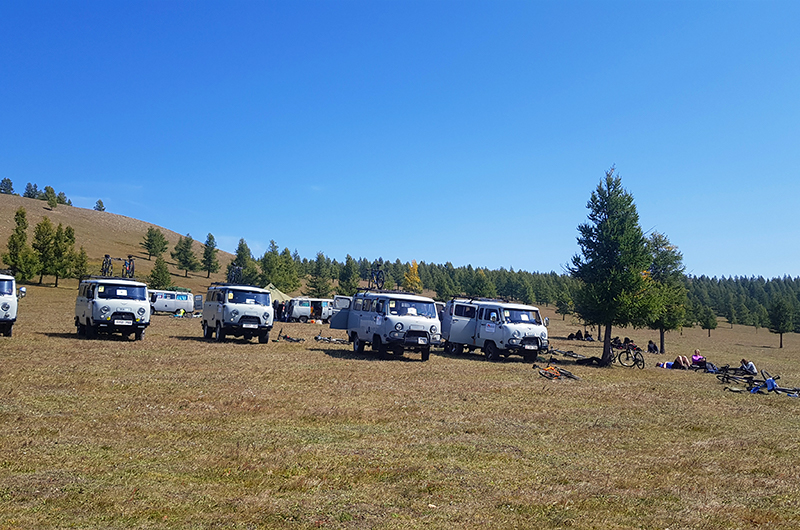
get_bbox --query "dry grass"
[1,284,799,529]
[1,195,800,528]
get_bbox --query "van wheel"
[373,335,388,357]
[86,324,98,340]
[76,323,85,337]
[352,334,364,353]
[5,325,12,337]
[485,342,500,362]
[258,331,270,344]
[299,316,308,323]
[421,347,430,362]
[151,306,156,316]
[203,322,213,339]
[215,322,225,342]
[134,329,145,341]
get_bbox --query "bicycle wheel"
[556,367,581,380]
[634,352,645,369]
[618,350,636,367]
[375,270,385,289]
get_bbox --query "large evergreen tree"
[646,232,687,353]
[32,217,56,284]
[171,234,200,277]
[202,233,220,278]
[51,224,77,287]
[699,306,718,337]
[0,178,14,195]
[140,227,168,260]
[304,252,332,298]
[569,168,657,365]
[43,186,58,209]
[338,254,361,296]
[228,239,260,285]
[2,207,39,281]
[148,256,172,290]
[768,297,794,348]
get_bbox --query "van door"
[194,295,203,311]
[448,303,478,345]
[329,296,351,329]
[476,305,500,347]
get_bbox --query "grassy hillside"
[0,194,235,293]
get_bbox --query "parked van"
[150,289,195,315]
[330,290,442,361]
[202,283,273,343]
[285,297,333,323]
[74,277,150,340]
[0,271,26,337]
[441,298,549,362]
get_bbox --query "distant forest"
[295,255,800,333]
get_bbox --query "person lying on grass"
[657,355,692,370]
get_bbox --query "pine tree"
[148,256,172,290]
[171,234,200,277]
[43,186,58,209]
[228,238,260,285]
[23,183,38,198]
[140,227,168,260]
[699,306,718,337]
[202,233,220,278]
[73,247,89,279]
[51,224,77,287]
[2,208,40,282]
[303,252,332,298]
[279,248,301,293]
[94,199,105,212]
[569,167,657,365]
[768,297,794,348]
[0,178,14,195]
[645,232,687,353]
[338,254,361,295]
[32,217,56,284]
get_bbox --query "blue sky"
[2,1,798,279]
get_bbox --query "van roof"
[79,276,147,287]
[448,297,539,311]
[356,290,435,303]
[208,283,270,293]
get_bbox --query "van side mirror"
[544,317,549,327]
[18,287,26,299]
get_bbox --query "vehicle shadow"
[311,347,423,362]
[42,331,140,342]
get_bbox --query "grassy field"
[2,281,799,529]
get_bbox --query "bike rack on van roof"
[208,282,264,289]
[356,288,422,297]
[78,275,145,284]
[448,296,512,304]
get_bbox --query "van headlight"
[101,305,110,314]
[231,309,239,318]
[1,302,9,311]
[513,330,521,339]
[430,325,437,334]
[540,331,547,339]
[263,312,270,321]
[395,322,403,331]
[137,307,146,316]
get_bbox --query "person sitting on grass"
[691,349,706,369]
[740,358,757,375]
[647,340,659,353]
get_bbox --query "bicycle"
[616,346,645,369]
[536,364,581,381]
[122,255,135,278]
[367,267,385,290]
[272,328,305,343]
[227,265,243,284]
[314,333,348,345]
[101,254,113,276]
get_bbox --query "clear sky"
[2,1,798,279]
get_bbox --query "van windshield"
[388,299,437,318]
[97,284,147,301]
[228,290,271,306]
[0,280,13,296]
[503,308,541,324]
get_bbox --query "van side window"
[354,298,363,311]
[455,305,476,318]
[478,308,484,320]
[363,299,373,312]
[375,300,385,314]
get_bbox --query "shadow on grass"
[42,331,141,342]
[173,335,267,345]
[311,347,425,362]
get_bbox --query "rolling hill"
[0,193,236,293]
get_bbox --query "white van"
[330,290,442,361]
[0,272,26,337]
[202,283,273,343]
[285,297,333,323]
[150,289,195,315]
[441,298,549,362]
[75,277,150,340]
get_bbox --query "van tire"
[86,323,98,340]
[203,322,213,339]
[5,325,12,337]
[215,322,225,342]
[352,334,364,353]
[373,335,387,357]
[258,331,269,344]
[299,316,308,323]
[134,329,145,341]
[485,341,500,362]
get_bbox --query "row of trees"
[1,207,88,285]
[0,179,72,209]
